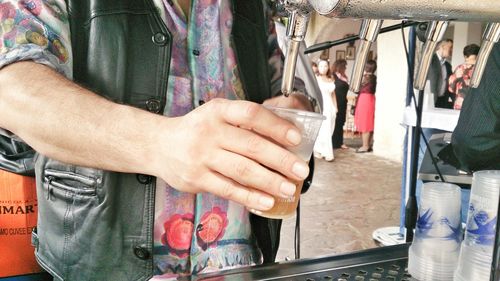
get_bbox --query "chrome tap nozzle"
[349,19,383,93]
[280,0,312,96]
[414,21,449,91]
[471,23,500,88]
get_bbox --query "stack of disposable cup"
[455,170,500,281]
[408,182,462,281]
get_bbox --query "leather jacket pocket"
[44,169,98,199]
[35,158,153,280]
[35,166,101,280]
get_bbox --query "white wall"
[305,14,374,78]
[451,22,483,69]
[372,21,408,162]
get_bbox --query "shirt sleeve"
[0,0,72,78]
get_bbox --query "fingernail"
[259,196,274,210]
[280,181,296,197]
[249,208,263,215]
[292,162,309,179]
[286,129,301,145]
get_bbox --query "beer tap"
[414,21,449,91]
[280,0,313,96]
[470,22,500,88]
[308,0,500,22]
[279,0,500,97]
[349,19,383,93]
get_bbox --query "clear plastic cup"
[455,170,500,281]
[463,170,500,248]
[455,243,493,281]
[257,106,324,219]
[408,182,462,281]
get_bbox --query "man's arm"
[0,62,164,174]
[0,61,310,211]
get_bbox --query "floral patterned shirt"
[152,0,262,279]
[0,0,287,279]
[448,63,475,110]
[0,0,71,77]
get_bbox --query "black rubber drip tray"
[270,258,415,281]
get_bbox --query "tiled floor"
[276,135,403,261]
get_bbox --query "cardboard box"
[0,169,42,277]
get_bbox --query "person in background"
[0,1,314,280]
[311,61,319,76]
[313,59,337,161]
[331,58,348,83]
[427,39,454,109]
[354,60,377,153]
[448,43,480,110]
[331,59,349,149]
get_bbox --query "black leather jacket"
[4,0,283,280]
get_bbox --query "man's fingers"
[218,125,309,182]
[207,149,297,199]
[199,172,275,211]
[213,99,302,147]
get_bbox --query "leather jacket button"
[152,32,168,46]
[146,99,161,113]
[133,246,150,260]
[136,174,153,185]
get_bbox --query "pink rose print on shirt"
[196,207,228,250]
[0,2,17,20]
[19,0,42,16]
[161,213,194,258]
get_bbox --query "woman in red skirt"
[354,60,377,153]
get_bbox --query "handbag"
[350,96,358,116]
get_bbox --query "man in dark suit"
[427,39,454,109]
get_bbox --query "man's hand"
[156,99,310,212]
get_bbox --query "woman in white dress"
[313,59,337,161]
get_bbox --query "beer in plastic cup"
[257,106,324,219]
